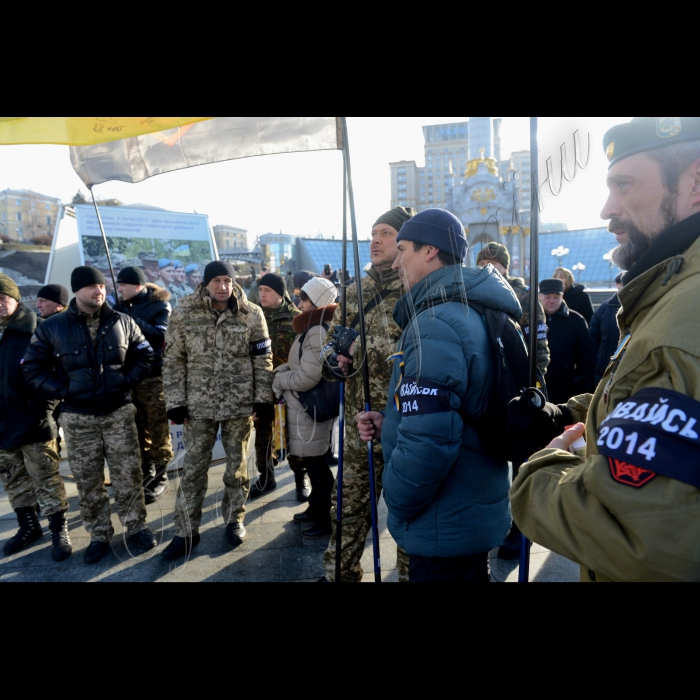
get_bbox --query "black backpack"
[296,324,341,424]
[462,302,531,462]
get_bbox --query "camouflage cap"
[477,242,511,269]
[139,252,160,263]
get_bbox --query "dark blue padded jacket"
[382,265,521,559]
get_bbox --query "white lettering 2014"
[403,401,420,414]
[598,427,658,462]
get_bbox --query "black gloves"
[507,390,575,465]
[167,407,189,425]
[332,326,359,358]
[254,403,275,423]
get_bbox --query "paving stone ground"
[0,437,580,583]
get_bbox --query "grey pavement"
[0,445,580,583]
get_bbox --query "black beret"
[71,266,106,293]
[38,284,69,307]
[604,117,700,167]
[117,266,148,286]
[540,279,565,295]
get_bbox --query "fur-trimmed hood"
[146,283,171,303]
[292,304,338,334]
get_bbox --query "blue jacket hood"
[393,265,522,330]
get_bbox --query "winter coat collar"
[68,298,115,323]
[393,265,522,331]
[1,302,38,336]
[292,304,338,334]
[264,298,299,323]
[366,265,399,287]
[623,211,700,288]
[184,283,250,316]
[549,301,571,319]
[619,217,700,329]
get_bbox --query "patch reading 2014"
[598,388,700,489]
[397,376,452,417]
[251,338,272,356]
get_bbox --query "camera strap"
[350,287,394,331]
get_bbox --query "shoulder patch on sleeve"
[137,341,152,351]
[396,376,452,417]
[598,388,700,489]
[251,338,272,356]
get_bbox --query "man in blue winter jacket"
[358,209,522,583]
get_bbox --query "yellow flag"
[0,117,213,146]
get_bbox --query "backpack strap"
[350,288,394,331]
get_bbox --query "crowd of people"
[1,115,699,582]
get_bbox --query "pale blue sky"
[0,117,631,245]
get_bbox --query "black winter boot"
[145,464,170,505]
[295,471,311,503]
[48,511,72,562]
[162,533,201,562]
[3,507,43,556]
[249,464,277,499]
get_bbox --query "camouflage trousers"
[254,412,275,474]
[60,404,147,543]
[0,441,67,517]
[133,376,174,475]
[323,431,409,583]
[174,417,253,538]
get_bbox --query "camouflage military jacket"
[263,299,301,370]
[508,276,550,375]
[163,284,273,421]
[321,266,404,416]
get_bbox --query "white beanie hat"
[302,277,337,308]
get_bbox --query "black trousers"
[409,552,491,583]
[290,454,334,531]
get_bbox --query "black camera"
[324,264,332,276]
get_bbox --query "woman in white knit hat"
[272,277,338,538]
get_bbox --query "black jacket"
[0,304,57,450]
[114,284,171,377]
[545,302,596,405]
[22,300,154,417]
[589,293,622,383]
[564,284,595,325]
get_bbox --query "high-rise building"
[0,189,61,242]
[212,225,248,253]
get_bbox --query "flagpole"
[89,186,119,298]
[341,116,382,584]
[335,148,348,584]
[520,116,540,584]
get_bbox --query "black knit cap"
[258,273,286,299]
[604,117,700,168]
[37,284,69,307]
[71,266,106,293]
[373,206,417,233]
[203,261,236,287]
[540,279,565,295]
[117,266,148,286]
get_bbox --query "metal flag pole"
[335,148,348,584]
[89,186,119,297]
[341,116,382,583]
[520,116,540,584]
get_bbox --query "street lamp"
[552,246,570,267]
[603,251,614,287]
[573,263,586,282]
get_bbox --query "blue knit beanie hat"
[396,208,468,261]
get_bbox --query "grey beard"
[611,192,678,271]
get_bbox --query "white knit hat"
[302,277,337,308]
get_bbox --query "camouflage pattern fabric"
[60,404,147,542]
[173,417,253,537]
[319,266,408,583]
[132,376,174,470]
[508,276,551,375]
[322,435,410,583]
[163,284,274,421]
[254,299,301,473]
[0,440,67,517]
[86,311,101,344]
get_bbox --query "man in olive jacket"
[0,274,70,562]
[509,117,700,582]
[23,266,156,566]
[162,261,273,561]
